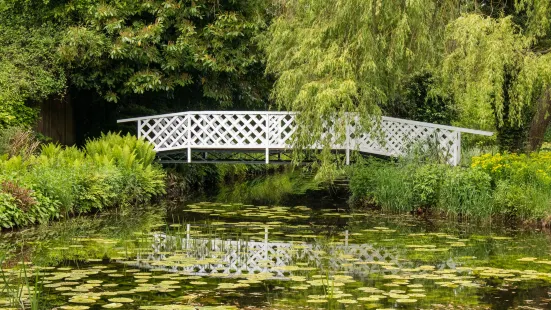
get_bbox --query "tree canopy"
[2,0,551,154]
[57,0,270,107]
[0,22,65,129]
[264,0,551,153]
[0,0,272,135]
[441,1,551,149]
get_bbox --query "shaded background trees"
[0,0,273,143]
[1,0,551,152]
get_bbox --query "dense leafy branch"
[57,0,270,107]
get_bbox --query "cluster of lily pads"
[1,201,551,309]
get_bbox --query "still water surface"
[1,173,551,309]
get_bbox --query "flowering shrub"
[471,151,551,219]
[350,150,551,221]
[471,151,551,186]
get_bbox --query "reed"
[349,150,551,222]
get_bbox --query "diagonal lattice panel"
[269,114,295,147]
[190,114,266,147]
[140,115,189,151]
[119,111,493,165]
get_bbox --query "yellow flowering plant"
[472,151,551,185]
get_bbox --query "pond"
[1,172,551,309]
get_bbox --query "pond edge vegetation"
[349,149,551,225]
[0,130,165,229]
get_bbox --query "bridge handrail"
[117,111,493,136]
[117,111,494,165]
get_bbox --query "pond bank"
[0,133,165,229]
[348,152,551,225]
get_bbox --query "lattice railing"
[118,111,493,165]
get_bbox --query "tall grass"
[349,151,551,221]
[0,256,41,309]
[437,167,493,218]
[349,159,412,212]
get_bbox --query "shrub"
[409,163,445,208]
[0,126,40,159]
[350,150,551,221]
[0,180,36,212]
[492,181,551,220]
[471,151,551,185]
[0,192,23,228]
[0,133,165,228]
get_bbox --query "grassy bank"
[0,131,165,228]
[349,151,551,222]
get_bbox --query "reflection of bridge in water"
[127,228,456,280]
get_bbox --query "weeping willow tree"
[441,0,551,151]
[263,0,464,173]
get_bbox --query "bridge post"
[265,113,270,164]
[345,230,349,247]
[453,131,461,166]
[345,121,350,165]
[187,114,191,163]
[186,224,190,250]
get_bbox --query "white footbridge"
[117,111,493,165]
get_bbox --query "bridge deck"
[118,111,493,165]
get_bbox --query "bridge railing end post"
[265,113,270,164]
[454,131,461,166]
[345,119,350,165]
[187,113,192,163]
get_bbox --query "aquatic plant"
[2,197,551,309]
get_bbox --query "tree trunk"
[527,89,551,151]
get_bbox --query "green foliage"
[545,127,551,142]
[438,167,493,218]
[442,14,531,129]
[410,164,446,208]
[85,132,157,167]
[471,151,551,218]
[350,151,551,220]
[471,152,551,184]
[0,192,23,228]
[387,71,455,125]
[55,0,270,107]
[0,133,165,228]
[263,0,464,164]
[493,180,551,219]
[0,127,41,160]
[262,0,551,159]
[0,22,65,129]
[441,1,551,150]
[349,159,413,212]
